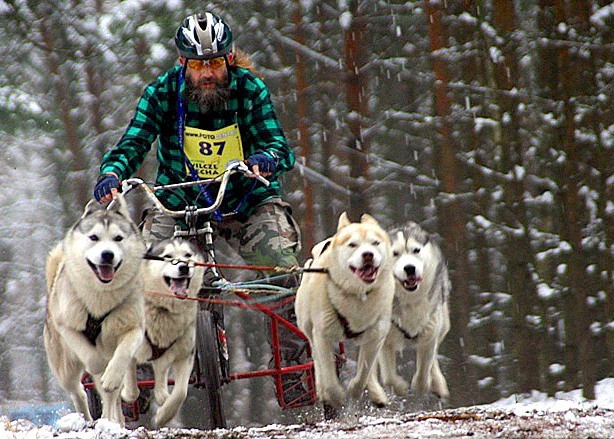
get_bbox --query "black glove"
[93,173,120,202]
[246,153,276,174]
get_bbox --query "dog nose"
[362,252,374,263]
[178,264,189,276]
[404,265,416,276]
[101,250,115,264]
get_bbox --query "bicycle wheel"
[195,309,227,429]
[85,385,102,420]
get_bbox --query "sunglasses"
[186,57,226,71]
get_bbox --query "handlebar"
[115,159,270,218]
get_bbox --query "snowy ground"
[2,378,614,438]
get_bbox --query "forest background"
[0,0,612,428]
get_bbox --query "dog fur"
[44,196,146,425]
[376,222,451,400]
[295,212,394,412]
[122,238,205,427]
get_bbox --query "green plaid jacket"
[100,65,294,221]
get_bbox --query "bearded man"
[93,11,306,407]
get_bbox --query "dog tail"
[46,243,64,292]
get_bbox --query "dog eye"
[372,240,380,246]
[89,235,99,242]
[393,251,400,257]
[348,242,358,248]
[114,236,124,242]
[184,253,193,259]
[413,248,421,254]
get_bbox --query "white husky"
[377,222,451,400]
[122,238,205,427]
[295,212,394,415]
[44,196,146,426]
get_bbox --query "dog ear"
[108,193,132,219]
[360,213,379,225]
[337,211,351,231]
[82,199,103,218]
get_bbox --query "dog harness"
[333,307,367,339]
[145,331,176,361]
[83,311,111,346]
[391,319,418,341]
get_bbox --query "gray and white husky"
[44,196,146,426]
[122,238,205,427]
[376,222,451,401]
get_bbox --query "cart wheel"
[195,309,227,429]
[85,385,102,420]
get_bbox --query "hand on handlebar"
[245,153,276,178]
[94,173,120,204]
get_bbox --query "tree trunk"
[425,0,474,406]
[293,0,315,254]
[344,0,370,221]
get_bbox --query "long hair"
[230,48,260,77]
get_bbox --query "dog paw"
[321,384,345,408]
[121,385,139,403]
[154,388,170,406]
[368,387,388,408]
[411,374,431,396]
[391,376,410,396]
[100,366,123,391]
[346,378,366,400]
[154,406,172,428]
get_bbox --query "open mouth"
[164,276,191,298]
[398,275,422,291]
[88,261,121,284]
[351,264,379,284]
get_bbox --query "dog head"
[67,195,145,285]
[144,238,205,299]
[390,222,433,292]
[328,212,391,287]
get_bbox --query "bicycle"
[82,159,343,429]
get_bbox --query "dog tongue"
[356,265,378,283]
[97,264,115,282]
[169,278,189,298]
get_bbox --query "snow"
[2,379,613,438]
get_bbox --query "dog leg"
[366,366,388,407]
[379,342,409,396]
[412,341,438,395]
[311,331,345,409]
[56,326,107,375]
[430,355,450,400]
[152,357,172,406]
[46,338,93,421]
[101,327,144,392]
[93,374,125,426]
[121,359,140,403]
[347,336,385,403]
[154,353,194,427]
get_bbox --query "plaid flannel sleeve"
[242,76,295,175]
[100,82,165,180]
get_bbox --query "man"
[94,11,305,405]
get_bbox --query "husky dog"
[295,212,395,415]
[44,196,146,426]
[122,238,205,427]
[377,222,451,400]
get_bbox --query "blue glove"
[93,173,120,202]
[246,153,276,174]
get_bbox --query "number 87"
[199,141,226,156]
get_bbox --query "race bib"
[184,124,244,178]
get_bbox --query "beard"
[184,75,230,113]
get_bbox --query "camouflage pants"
[141,198,305,367]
